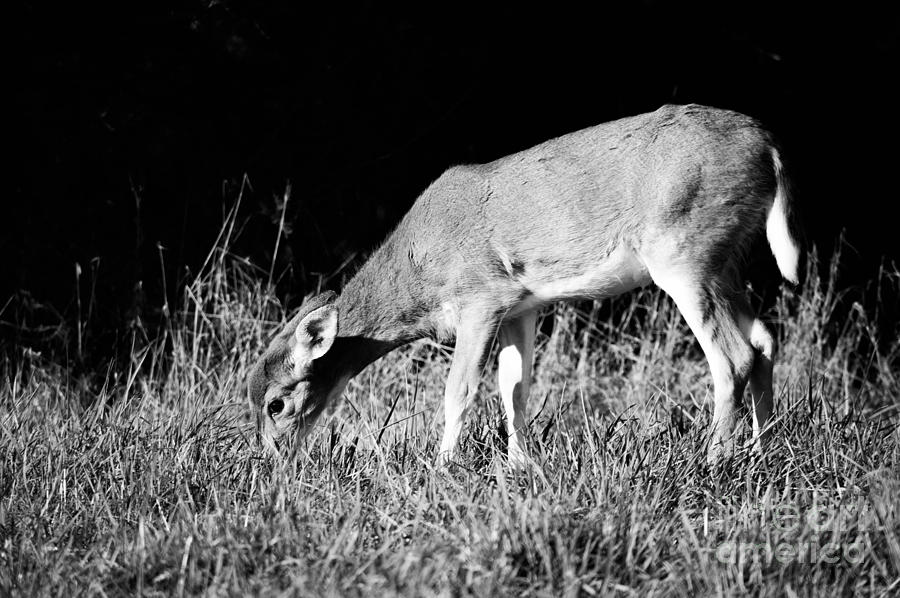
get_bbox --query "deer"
[249,104,800,467]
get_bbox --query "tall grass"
[1,210,898,596]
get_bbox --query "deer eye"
[268,399,285,417]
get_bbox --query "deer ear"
[291,304,338,366]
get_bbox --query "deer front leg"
[437,308,497,466]
[498,311,537,468]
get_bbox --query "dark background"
[5,1,899,355]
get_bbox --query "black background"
[5,1,899,350]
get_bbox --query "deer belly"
[518,245,651,307]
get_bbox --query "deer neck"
[328,236,429,377]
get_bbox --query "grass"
[2,214,899,597]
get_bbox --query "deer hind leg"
[648,266,756,463]
[498,310,537,468]
[733,301,776,453]
[437,307,497,466]
[746,316,775,451]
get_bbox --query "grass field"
[2,219,899,596]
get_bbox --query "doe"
[249,104,800,466]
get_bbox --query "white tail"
[249,104,800,466]
[767,148,801,284]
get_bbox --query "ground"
[2,227,898,597]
